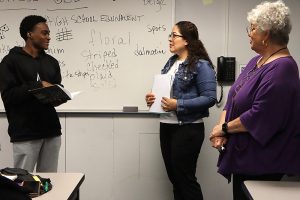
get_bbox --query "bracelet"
[221,122,228,137]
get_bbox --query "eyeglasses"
[168,32,183,39]
[246,25,255,35]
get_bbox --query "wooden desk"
[34,173,85,200]
[243,181,300,200]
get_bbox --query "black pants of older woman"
[233,173,284,200]
[160,122,204,200]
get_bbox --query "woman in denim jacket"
[146,21,216,200]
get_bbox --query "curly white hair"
[247,0,291,45]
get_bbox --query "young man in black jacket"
[0,15,64,172]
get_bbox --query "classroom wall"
[1,0,299,200]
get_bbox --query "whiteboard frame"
[0,0,175,113]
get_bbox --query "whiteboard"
[0,0,174,112]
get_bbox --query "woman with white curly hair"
[210,1,300,199]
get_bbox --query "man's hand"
[41,81,53,88]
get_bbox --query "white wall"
[1,0,300,200]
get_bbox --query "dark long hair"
[176,21,213,71]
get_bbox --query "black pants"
[233,173,284,200]
[160,122,204,200]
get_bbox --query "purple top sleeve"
[240,58,298,146]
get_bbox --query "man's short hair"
[19,15,47,41]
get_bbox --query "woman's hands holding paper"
[145,93,156,107]
[161,97,177,112]
[146,93,177,112]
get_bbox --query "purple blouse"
[218,55,300,179]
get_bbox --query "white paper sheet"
[149,74,172,113]
[56,84,82,100]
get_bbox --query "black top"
[0,47,62,142]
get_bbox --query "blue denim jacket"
[161,55,217,124]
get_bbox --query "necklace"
[233,47,287,98]
[257,47,287,67]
